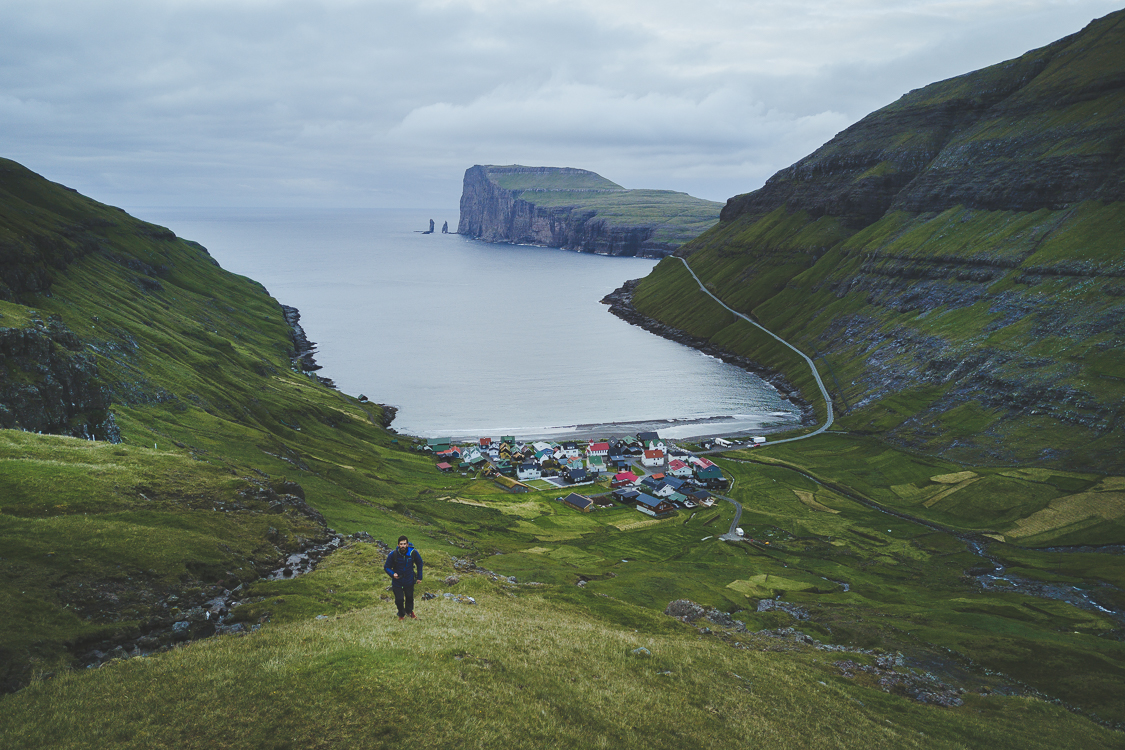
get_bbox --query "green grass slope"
[630,10,1125,470]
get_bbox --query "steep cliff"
[630,9,1125,470]
[457,165,721,257]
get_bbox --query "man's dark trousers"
[393,583,414,617]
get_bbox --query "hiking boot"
[409,612,418,619]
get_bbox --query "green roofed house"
[696,465,726,488]
[427,437,452,451]
[501,436,515,444]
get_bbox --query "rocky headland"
[457,165,721,258]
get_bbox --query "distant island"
[457,165,721,258]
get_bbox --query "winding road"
[676,257,834,444]
[713,494,743,541]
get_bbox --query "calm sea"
[134,207,799,440]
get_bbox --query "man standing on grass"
[384,535,424,620]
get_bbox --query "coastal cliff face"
[458,165,720,257]
[632,9,1125,470]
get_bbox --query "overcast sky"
[1,0,1119,209]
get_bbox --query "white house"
[517,462,541,481]
[558,442,581,459]
[587,455,606,474]
[642,448,665,467]
[667,459,693,478]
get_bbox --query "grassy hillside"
[2,574,1119,750]
[630,9,1125,470]
[3,150,1125,745]
[488,165,624,192]
[516,188,724,248]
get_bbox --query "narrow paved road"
[713,494,743,540]
[676,257,834,444]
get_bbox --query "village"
[414,431,768,519]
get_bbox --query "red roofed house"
[642,448,665,467]
[479,437,492,447]
[611,471,638,488]
[436,462,453,472]
[586,442,610,457]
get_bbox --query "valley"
[2,9,1125,748]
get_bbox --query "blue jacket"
[384,545,423,587]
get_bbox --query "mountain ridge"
[628,9,1125,471]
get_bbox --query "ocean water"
[135,207,799,440]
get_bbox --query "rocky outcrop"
[280,305,335,388]
[458,165,719,257]
[0,314,119,440]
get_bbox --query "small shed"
[562,493,594,512]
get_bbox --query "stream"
[78,534,346,670]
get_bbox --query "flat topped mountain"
[484,165,624,193]
[457,165,722,257]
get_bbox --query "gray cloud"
[0,0,1119,208]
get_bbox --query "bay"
[134,207,799,440]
